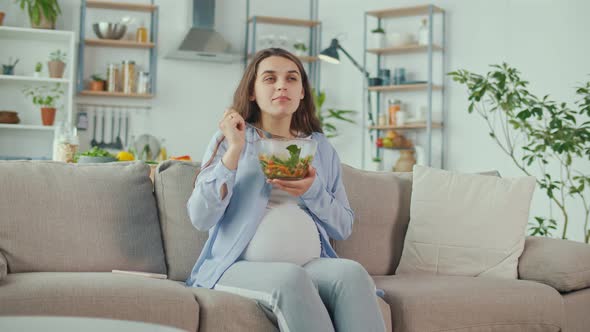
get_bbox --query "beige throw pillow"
[396,165,536,279]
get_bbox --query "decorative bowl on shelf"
[256,138,317,180]
[92,22,127,40]
[0,111,20,124]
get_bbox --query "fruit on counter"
[376,137,383,147]
[382,137,393,148]
[117,151,135,161]
[386,130,398,139]
[170,155,192,161]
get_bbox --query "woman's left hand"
[268,165,316,197]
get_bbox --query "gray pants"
[214,258,386,332]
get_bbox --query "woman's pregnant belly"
[241,203,321,266]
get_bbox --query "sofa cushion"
[0,161,166,274]
[154,160,207,281]
[563,287,590,332]
[190,287,278,332]
[0,272,198,332]
[396,165,536,279]
[0,251,6,281]
[519,236,590,293]
[337,165,413,275]
[374,275,563,332]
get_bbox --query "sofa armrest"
[0,251,7,281]
[518,236,590,293]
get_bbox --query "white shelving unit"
[0,26,76,159]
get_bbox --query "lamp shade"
[318,38,340,64]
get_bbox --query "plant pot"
[48,61,65,78]
[294,49,306,56]
[371,32,385,49]
[89,80,105,91]
[33,72,41,78]
[31,11,55,29]
[393,150,416,172]
[2,65,15,75]
[0,12,5,26]
[41,107,56,126]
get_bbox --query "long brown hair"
[233,48,323,136]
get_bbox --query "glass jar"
[137,71,150,94]
[106,63,119,92]
[52,122,79,163]
[388,99,401,126]
[122,60,136,94]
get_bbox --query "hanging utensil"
[90,109,98,147]
[125,109,129,146]
[109,108,115,147]
[114,109,123,150]
[98,108,106,148]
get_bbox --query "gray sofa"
[0,160,589,332]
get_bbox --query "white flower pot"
[371,33,385,49]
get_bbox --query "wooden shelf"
[79,90,153,98]
[248,16,320,27]
[0,124,55,131]
[367,44,443,55]
[85,39,155,49]
[366,5,444,19]
[368,84,442,92]
[0,75,70,84]
[369,123,443,130]
[248,54,318,62]
[86,0,157,12]
[0,26,74,42]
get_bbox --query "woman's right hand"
[219,109,246,151]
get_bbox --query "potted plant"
[293,40,308,56]
[22,84,64,126]
[16,0,61,29]
[33,62,42,77]
[312,89,356,138]
[89,74,105,91]
[2,57,19,75]
[370,27,386,49]
[370,157,384,171]
[449,63,590,242]
[47,49,66,78]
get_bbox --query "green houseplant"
[293,40,308,56]
[33,61,42,77]
[312,89,356,138]
[449,63,590,243]
[15,0,62,29]
[22,83,64,126]
[48,49,66,78]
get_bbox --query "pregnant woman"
[186,48,385,332]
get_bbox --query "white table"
[0,316,185,332]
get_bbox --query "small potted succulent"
[22,84,64,126]
[33,62,42,77]
[370,156,384,172]
[48,49,66,78]
[293,40,308,56]
[89,74,105,91]
[371,27,386,49]
[2,57,19,75]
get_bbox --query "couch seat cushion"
[374,275,563,332]
[0,272,198,332]
[189,287,278,332]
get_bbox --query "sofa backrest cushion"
[154,160,207,281]
[0,161,166,274]
[336,165,413,275]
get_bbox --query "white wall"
[2,0,588,241]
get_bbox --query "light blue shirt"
[186,126,355,288]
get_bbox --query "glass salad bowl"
[256,137,317,180]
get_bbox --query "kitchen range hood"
[166,0,242,63]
